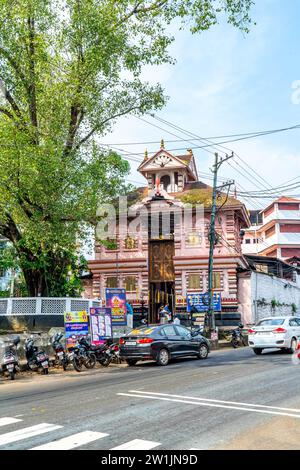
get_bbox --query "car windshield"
[256,319,285,326]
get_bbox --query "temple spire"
[160,139,165,149]
[144,148,148,160]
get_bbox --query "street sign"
[186,292,221,313]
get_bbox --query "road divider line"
[111,439,161,450]
[128,390,300,414]
[0,423,63,446]
[118,393,300,419]
[0,418,22,427]
[30,431,109,450]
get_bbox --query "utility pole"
[206,152,234,343]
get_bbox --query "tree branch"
[0,77,23,119]
[118,0,168,24]
[27,16,38,136]
[76,106,141,149]
[0,106,14,120]
[0,46,29,90]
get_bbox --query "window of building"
[124,276,137,292]
[212,272,222,289]
[265,226,276,238]
[0,268,5,277]
[106,277,118,288]
[245,239,251,244]
[188,273,202,290]
[124,236,137,250]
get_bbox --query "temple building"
[85,143,251,325]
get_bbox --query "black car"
[119,324,210,366]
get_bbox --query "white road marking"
[111,439,161,450]
[0,423,62,446]
[0,418,22,427]
[128,390,300,414]
[118,393,300,419]
[30,431,108,450]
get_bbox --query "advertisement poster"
[89,307,112,345]
[105,288,127,326]
[187,293,221,316]
[64,310,89,348]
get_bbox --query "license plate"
[257,331,272,335]
[125,341,136,346]
[42,361,48,367]
[7,364,14,371]
[57,352,64,358]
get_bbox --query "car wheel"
[197,343,209,360]
[126,359,138,366]
[253,348,263,355]
[288,338,298,354]
[156,348,170,366]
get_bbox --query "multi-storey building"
[86,144,250,325]
[242,197,300,260]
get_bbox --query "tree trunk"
[21,266,48,297]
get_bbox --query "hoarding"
[187,293,221,314]
[89,307,112,345]
[105,288,127,326]
[64,310,89,348]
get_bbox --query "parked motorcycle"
[69,335,96,372]
[91,340,120,367]
[51,332,73,371]
[0,336,20,380]
[24,336,50,374]
[229,323,247,348]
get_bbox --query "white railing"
[0,297,102,316]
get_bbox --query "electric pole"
[206,152,234,343]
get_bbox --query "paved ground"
[1,346,300,450]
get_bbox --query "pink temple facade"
[85,143,250,325]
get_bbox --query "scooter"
[0,336,20,380]
[24,336,50,375]
[51,332,73,371]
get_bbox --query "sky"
[99,0,300,211]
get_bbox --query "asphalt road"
[1,346,300,450]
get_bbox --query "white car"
[248,316,300,355]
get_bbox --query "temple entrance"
[148,240,175,323]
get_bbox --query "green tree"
[0,0,253,296]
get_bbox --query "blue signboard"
[187,293,221,313]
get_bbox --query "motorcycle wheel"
[231,339,239,348]
[85,354,96,369]
[9,371,15,380]
[99,356,111,367]
[43,367,49,375]
[73,357,83,372]
[62,360,68,371]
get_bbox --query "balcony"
[263,209,300,225]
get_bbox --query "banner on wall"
[105,288,127,326]
[186,293,221,314]
[89,307,112,345]
[64,310,89,348]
